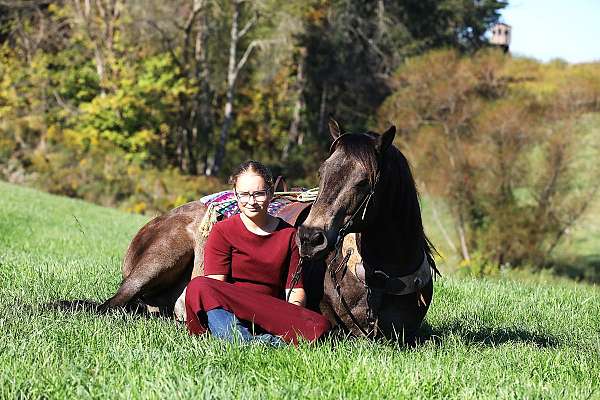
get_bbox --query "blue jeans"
[206,308,286,346]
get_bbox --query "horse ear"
[328,117,342,140]
[376,125,396,154]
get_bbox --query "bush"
[379,49,600,269]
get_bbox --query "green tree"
[299,0,507,156]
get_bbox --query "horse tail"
[43,298,150,315]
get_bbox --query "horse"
[87,200,208,316]
[54,190,311,318]
[297,119,438,341]
[54,119,436,343]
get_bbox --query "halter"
[326,166,381,338]
[290,134,438,339]
[328,133,381,242]
[288,134,382,336]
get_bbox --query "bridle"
[327,133,381,239]
[290,133,438,338]
[289,134,382,337]
[287,170,379,337]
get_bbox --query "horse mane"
[332,133,379,186]
[334,132,436,265]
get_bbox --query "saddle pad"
[198,188,312,237]
[200,190,291,218]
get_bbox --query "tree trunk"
[176,127,185,171]
[186,125,198,175]
[318,84,329,137]
[282,51,306,161]
[71,0,121,94]
[195,9,214,175]
[457,210,471,262]
[207,0,240,176]
[376,0,385,39]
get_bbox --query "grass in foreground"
[0,181,598,399]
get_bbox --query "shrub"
[379,49,600,269]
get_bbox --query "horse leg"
[100,246,194,315]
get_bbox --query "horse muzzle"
[296,226,331,260]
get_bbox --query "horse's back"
[122,201,206,279]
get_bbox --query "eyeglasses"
[234,189,270,204]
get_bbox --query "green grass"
[1,180,599,399]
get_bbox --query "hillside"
[0,181,598,399]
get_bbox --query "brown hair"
[229,160,274,191]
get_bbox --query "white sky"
[500,0,600,63]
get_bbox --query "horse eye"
[358,179,370,187]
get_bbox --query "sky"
[499,0,600,63]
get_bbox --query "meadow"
[0,180,598,399]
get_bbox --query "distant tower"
[490,22,511,53]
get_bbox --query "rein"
[291,133,438,338]
[326,169,381,338]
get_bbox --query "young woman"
[185,161,331,345]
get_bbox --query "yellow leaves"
[63,127,99,151]
[457,253,498,277]
[158,123,170,137]
[46,125,62,142]
[127,202,148,214]
[173,195,188,208]
[128,129,159,153]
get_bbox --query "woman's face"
[234,173,273,219]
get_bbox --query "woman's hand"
[286,288,306,307]
[205,274,227,282]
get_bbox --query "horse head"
[297,118,396,260]
[298,119,436,339]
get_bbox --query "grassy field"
[0,180,598,399]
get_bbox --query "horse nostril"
[298,227,329,258]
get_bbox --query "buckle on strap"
[370,270,407,293]
[363,254,432,296]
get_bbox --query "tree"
[379,49,600,268]
[205,0,259,176]
[298,0,507,159]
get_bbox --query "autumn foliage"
[379,49,600,268]
[2,2,600,270]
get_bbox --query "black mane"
[332,133,379,185]
[334,132,436,267]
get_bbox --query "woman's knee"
[186,276,219,299]
[314,315,332,336]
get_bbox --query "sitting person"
[185,160,331,345]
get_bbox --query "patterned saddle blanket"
[198,188,317,237]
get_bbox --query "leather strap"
[360,255,432,296]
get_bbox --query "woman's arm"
[285,288,306,307]
[203,224,232,280]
